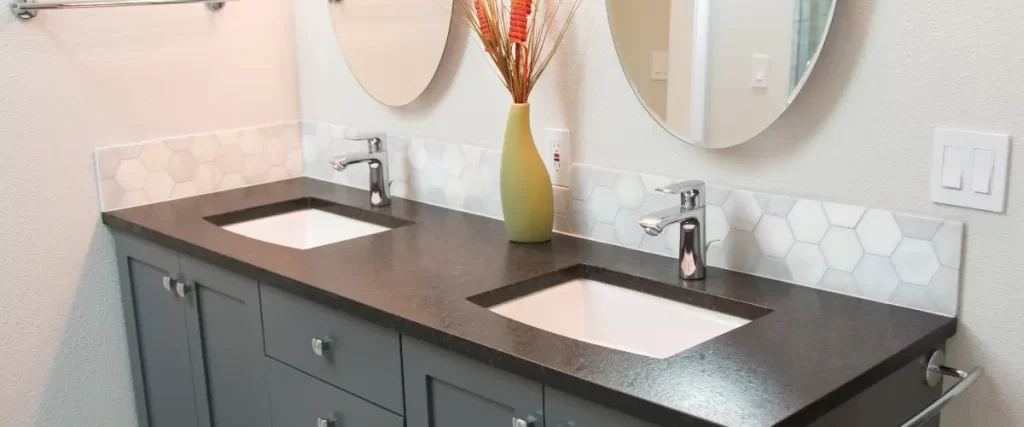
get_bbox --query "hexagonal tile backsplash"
[95,122,303,211]
[301,122,963,316]
[96,120,964,317]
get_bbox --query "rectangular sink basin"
[207,198,411,250]
[472,266,769,359]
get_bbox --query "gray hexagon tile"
[612,209,645,248]
[894,213,944,240]
[819,227,864,272]
[705,205,731,244]
[890,284,937,312]
[822,202,866,228]
[754,215,795,258]
[785,243,828,286]
[931,222,964,269]
[95,122,302,211]
[819,270,861,296]
[788,200,829,243]
[708,231,762,272]
[891,239,941,286]
[613,173,646,210]
[99,121,964,317]
[856,210,903,256]
[723,190,762,232]
[854,255,901,301]
[754,257,793,282]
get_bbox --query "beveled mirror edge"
[606,0,840,149]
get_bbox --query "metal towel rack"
[8,0,235,20]
[901,350,984,427]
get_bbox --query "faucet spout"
[330,153,383,171]
[638,180,708,280]
[327,134,392,207]
[639,205,704,236]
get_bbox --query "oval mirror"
[330,0,454,107]
[607,0,836,148]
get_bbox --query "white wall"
[296,1,1024,425]
[0,0,299,425]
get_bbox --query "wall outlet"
[545,128,571,187]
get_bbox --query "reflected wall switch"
[752,54,770,88]
[545,128,571,187]
[651,50,669,81]
[931,128,1011,212]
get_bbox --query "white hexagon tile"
[297,122,965,316]
[100,120,963,317]
[94,122,303,211]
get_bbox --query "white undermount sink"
[488,278,751,359]
[221,208,393,250]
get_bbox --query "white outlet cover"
[931,128,1011,212]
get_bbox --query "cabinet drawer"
[266,358,404,427]
[260,285,404,414]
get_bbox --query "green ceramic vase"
[500,103,554,243]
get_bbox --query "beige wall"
[606,0,671,118]
[297,0,1024,425]
[0,1,299,425]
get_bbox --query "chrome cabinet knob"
[316,417,335,427]
[512,417,533,427]
[312,338,333,356]
[162,276,174,292]
[175,281,192,298]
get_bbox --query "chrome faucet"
[639,181,708,280]
[329,133,392,207]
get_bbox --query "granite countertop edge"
[101,178,958,427]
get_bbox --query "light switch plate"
[651,50,669,81]
[752,54,770,88]
[931,128,1011,212]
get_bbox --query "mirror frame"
[607,0,838,149]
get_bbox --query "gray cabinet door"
[180,256,271,427]
[266,358,404,427]
[402,337,544,427]
[545,388,659,427]
[115,234,197,427]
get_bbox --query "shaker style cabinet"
[402,336,545,427]
[115,234,270,427]
[545,387,659,427]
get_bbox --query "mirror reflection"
[607,0,835,148]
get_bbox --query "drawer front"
[266,358,404,427]
[261,285,404,414]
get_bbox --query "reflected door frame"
[666,0,710,145]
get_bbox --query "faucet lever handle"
[345,132,387,153]
[656,180,706,208]
[656,180,706,194]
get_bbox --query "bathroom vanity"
[105,178,956,427]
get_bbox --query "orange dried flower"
[509,0,533,44]
[474,0,491,37]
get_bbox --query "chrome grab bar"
[9,0,235,20]
[901,350,984,427]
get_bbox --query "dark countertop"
[103,178,956,427]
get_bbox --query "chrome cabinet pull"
[901,350,985,427]
[312,338,333,356]
[174,281,192,298]
[512,417,533,427]
[316,417,335,427]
